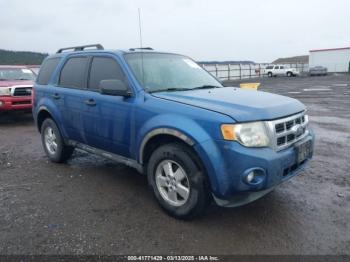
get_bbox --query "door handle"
[84,99,96,106]
[51,93,61,100]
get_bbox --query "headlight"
[0,88,11,96]
[221,122,270,147]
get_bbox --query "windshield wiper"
[148,87,189,93]
[149,85,222,93]
[189,85,222,90]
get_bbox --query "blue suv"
[33,44,314,219]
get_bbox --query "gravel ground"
[0,74,349,255]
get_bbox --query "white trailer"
[309,47,350,73]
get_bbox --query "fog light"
[242,168,266,186]
[246,172,255,183]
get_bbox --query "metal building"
[309,47,350,72]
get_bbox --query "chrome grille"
[267,112,309,151]
[11,86,32,97]
[13,87,32,96]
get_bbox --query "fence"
[200,63,309,81]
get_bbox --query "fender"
[139,127,195,165]
[36,97,68,138]
[136,113,213,164]
[136,114,230,197]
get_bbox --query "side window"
[274,66,279,69]
[88,57,125,90]
[37,58,61,85]
[59,57,88,89]
[266,66,273,69]
[280,66,284,69]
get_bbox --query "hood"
[0,80,34,88]
[152,87,305,122]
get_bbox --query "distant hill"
[0,49,48,65]
[198,60,255,65]
[272,55,309,64]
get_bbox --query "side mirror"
[99,79,131,97]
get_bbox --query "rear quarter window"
[36,58,61,85]
[59,57,89,89]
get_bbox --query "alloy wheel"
[44,126,58,155]
[155,160,190,207]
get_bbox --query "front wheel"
[41,118,74,163]
[147,143,210,219]
[287,71,293,77]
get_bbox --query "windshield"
[124,53,222,92]
[0,68,36,81]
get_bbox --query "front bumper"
[196,130,315,205]
[0,96,32,111]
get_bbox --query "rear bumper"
[0,96,32,111]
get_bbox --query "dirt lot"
[0,74,349,255]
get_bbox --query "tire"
[267,72,273,77]
[287,72,292,77]
[147,143,210,219]
[41,118,74,163]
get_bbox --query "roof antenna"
[138,8,145,88]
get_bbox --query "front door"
[82,55,135,158]
[274,66,281,75]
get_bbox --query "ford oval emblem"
[292,124,303,136]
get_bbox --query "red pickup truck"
[0,65,36,112]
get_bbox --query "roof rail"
[56,44,104,53]
[129,47,153,51]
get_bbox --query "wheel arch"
[36,106,67,137]
[36,106,55,132]
[139,128,195,165]
[140,129,215,201]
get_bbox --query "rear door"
[56,55,90,143]
[83,55,134,157]
[280,65,285,75]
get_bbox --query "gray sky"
[1,0,349,62]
